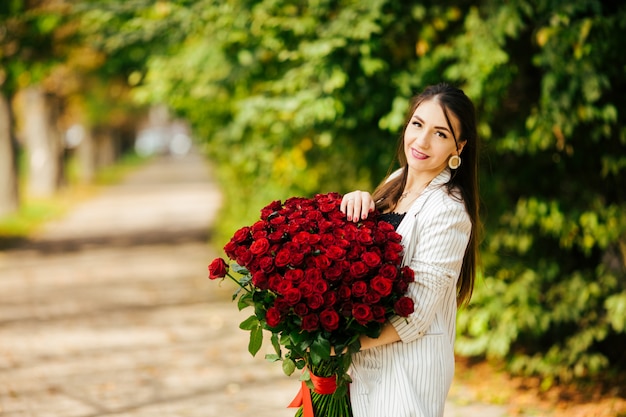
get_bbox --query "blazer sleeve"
[389,195,471,343]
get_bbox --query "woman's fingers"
[341,191,374,222]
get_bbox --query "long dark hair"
[372,83,480,307]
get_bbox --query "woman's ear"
[457,140,467,155]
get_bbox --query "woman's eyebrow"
[412,115,451,132]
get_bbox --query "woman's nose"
[414,130,428,147]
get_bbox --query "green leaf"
[248,325,263,356]
[271,332,282,356]
[282,358,296,376]
[231,264,249,275]
[265,353,281,362]
[239,315,260,330]
[237,292,254,310]
[309,334,331,365]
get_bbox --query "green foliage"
[446,0,626,384]
[0,0,72,94]
[119,0,625,384]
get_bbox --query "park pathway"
[0,151,508,417]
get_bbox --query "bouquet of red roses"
[208,192,415,417]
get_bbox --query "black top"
[379,212,406,230]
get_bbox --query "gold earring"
[448,155,461,169]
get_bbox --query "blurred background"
[1,0,625,416]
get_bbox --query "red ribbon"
[288,370,337,417]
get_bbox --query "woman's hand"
[340,191,375,222]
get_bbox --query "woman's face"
[403,99,465,178]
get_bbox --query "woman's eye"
[435,131,448,139]
[412,121,422,127]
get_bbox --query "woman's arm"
[358,322,401,350]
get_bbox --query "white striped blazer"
[350,168,472,417]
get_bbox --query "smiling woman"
[340,83,480,417]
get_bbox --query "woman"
[340,83,480,417]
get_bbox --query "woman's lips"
[411,148,428,160]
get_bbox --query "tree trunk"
[76,127,96,183]
[0,92,19,216]
[94,128,118,168]
[22,86,62,198]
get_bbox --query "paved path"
[0,152,508,417]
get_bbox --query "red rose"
[268,274,282,291]
[269,215,287,226]
[361,251,382,268]
[394,296,415,317]
[356,230,373,245]
[301,313,319,331]
[250,238,271,256]
[299,282,314,297]
[259,256,275,273]
[274,297,290,312]
[383,248,402,264]
[394,280,409,294]
[320,233,335,247]
[324,264,343,281]
[306,293,325,310]
[326,246,346,261]
[293,231,312,245]
[386,241,404,254]
[401,266,415,282]
[379,264,398,280]
[312,279,329,294]
[340,301,354,316]
[260,200,282,219]
[319,202,337,213]
[268,230,285,242]
[251,220,266,232]
[224,240,238,258]
[275,249,292,267]
[290,252,305,266]
[252,271,269,289]
[285,269,304,283]
[372,305,386,323]
[363,290,381,305]
[352,303,373,325]
[347,245,364,261]
[276,280,293,294]
[305,210,323,221]
[323,291,338,308]
[377,221,395,233]
[371,276,393,297]
[338,285,351,300]
[387,231,402,243]
[208,258,228,279]
[352,281,368,298]
[235,247,253,266]
[232,226,251,243]
[284,288,302,305]
[314,254,332,270]
[307,233,322,245]
[294,302,309,316]
[265,307,282,327]
[305,268,322,281]
[320,309,340,331]
[252,230,268,240]
[349,261,369,279]
[318,220,334,233]
[287,223,302,235]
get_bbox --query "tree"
[136,0,626,383]
[0,0,73,200]
[0,92,17,215]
